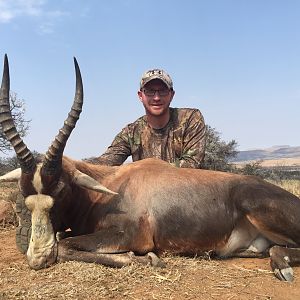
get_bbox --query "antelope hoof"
[274,267,294,282]
[147,252,166,268]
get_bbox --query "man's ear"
[137,90,143,101]
[170,90,175,101]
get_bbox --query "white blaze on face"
[25,164,57,269]
[32,164,43,194]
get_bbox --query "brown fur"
[6,156,300,280]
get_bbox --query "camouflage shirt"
[93,107,206,168]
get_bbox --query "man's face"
[138,79,175,117]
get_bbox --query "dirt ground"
[0,229,299,300]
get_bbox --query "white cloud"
[0,0,45,23]
[0,10,14,23]
[18,0,45,16]
[38,21,54,34]
[0,0,69,35]
[36,10,69,35]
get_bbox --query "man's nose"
[153,91,161,100]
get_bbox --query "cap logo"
[140,68,173,90]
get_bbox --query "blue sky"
[0,0,299,159]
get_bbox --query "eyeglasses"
[142,89,170,96]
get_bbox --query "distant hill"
[232,145,300,163]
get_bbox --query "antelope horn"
[42,57,83,176]
[0,54,36,174]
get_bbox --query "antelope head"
[0,55,115,269]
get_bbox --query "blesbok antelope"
[0,55,300,282]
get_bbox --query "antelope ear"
[0,168,22,182]
[73,170,118,195]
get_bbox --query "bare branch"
[0,92,30,154]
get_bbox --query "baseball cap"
[140,69,173,90]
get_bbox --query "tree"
[0,155,19,175]
[202,125,238,171]
[0,92,30,154]
[240,160,265,176]
[0,151,42,176]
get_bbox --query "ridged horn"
[42,57,83,176]
[0,54,36,174]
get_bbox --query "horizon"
[1,0,300,159]
[242,145,300,151]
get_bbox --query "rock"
[0,199,16,227]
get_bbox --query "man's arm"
[177,109,206,169]
[87,128,132,166]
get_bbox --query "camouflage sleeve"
[177,109,206,169]
[89,127,132,166]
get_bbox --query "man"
[91,68,206,168]
[16,68,206,253]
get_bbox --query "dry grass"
[268,179,300,198]
[0,249,287,300]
